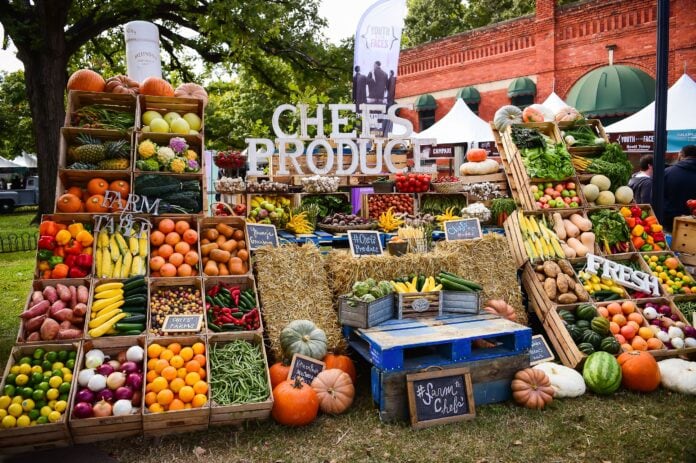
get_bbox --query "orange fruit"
[621,301,636,315]
[169,355,184,369]
[631,336,648,351]
[168,343,182,355]
[147,358,158,371]
[184,251,199,266]
[174,241,190,255]
[609,322,620,335]
[151,271,161,277]
[150,256,165,271]
[180,347,194,362]
[612,314,627,327]
[597,307,609,319]
[160,349,174,361]
[193,354,206,366]
[169,399,185,411]
[146,370,159,383]
[184,403,192,409]
[145,383,153,393]
[150,231,165,247]
[154,359,169,374]
[157,389,174,406]
[185,372,201,386]
[160,263,177,277]
[192,343,205,355]
[158,244,174,259]
[646,338,664,350]
[148,343,163,359]
[169,378,185,394]
[183,229,198,245]
[144,391,157,406]
[614,334,626,344]
[193,381,208,395]
[168,252,184,267]
[175,221,190,235]
[158,219,175,234]
[178,386,194,403]
[607,302,622,316]
[627,321,641,333]
[177,368,188,379]
[627,312,644,325]
[664,257,680,270]
[192,394,207,408]
[150,377,168,393]
[620,324,636,340]
[621,343,634,352]
[66,186,84,199]
[161,366,178,382]
[177,263,193,277]
[165,232,181,246]
[638,327,654,340]
[197,369,206,380]
[186,360,201,373]
[148,403,164,413]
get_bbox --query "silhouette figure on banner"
[353,65,367,107]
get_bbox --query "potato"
[542,261,561,278]
[543,278,557,301]
[557,260,575,277]
[556,274,569,294]
[557,293,578,304]
[536,272,546,283]
[564,274,576,291]
[574,284,590,302]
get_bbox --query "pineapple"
[72,133,106,164]
[98,140,131,170]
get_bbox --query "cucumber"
[439,275,473,292]
[439,271,483,290]
[121,305,146,313]
[208,322,221,332]
[241,292,256,307]
[124,286,147,297]
[124,295,147,306]
[122,313,146,323]
[417,275,425,292]
[114,322,145,332]
[122,330,144,336]
[123,277,146,292]
[221,323,244,331]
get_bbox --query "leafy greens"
[586,143,632,191]
[511,126,575,180]
[588,209,630,246]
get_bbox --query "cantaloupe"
[590,175,611,192]
[596,190,616,206]
[582,184,600,202]
[615,186,634,204]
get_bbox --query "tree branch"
[157,26,227,63]
[159,36,195,82]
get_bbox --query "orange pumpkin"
[104,75,140,95]
[110,198,127,212]
[174,83,208,107]
[483,299,517,321]
[271,377,319,426]
[511,368,555,409]
[56,193,82,213]
[109,180,130,198]
[617,350,661,392]
[140,77,175,97]
[269,362,291,390]
[85,195,109,213]
[66,186,84,200]
[323,353,357,384]
[87,178,109,196]
[311,369,355,415]
[67,69,105,92]
[522,106,544,123]
[466,148,487,162]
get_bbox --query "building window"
[511,94,534,109]
[418,110,436,131]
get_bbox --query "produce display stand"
[671,216,696,265]
[203,275,264,340]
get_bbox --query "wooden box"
[0,342,81,454]
[55,170,132,214]
[36,214,97,279]
[91,213,150,280]
[133,131,205,175]
[84,277,147,345]
[198,216,251,276]
[65,90,137,133]
[396,291,442,319]
[59,127,133,172]
[68,338,145,443]
[338,294,394,329]
[635,298,696,359]
[672,216,696,255]
[557,119,608,158]
[203,275,263,340]
[142,335,210,436]
[148,277,206,337]
[16,278,91,344]
[149,214,201,278]
[136,95,205,133]
[585,206,635,255]
[441,290,480,315]
[361,193,416,219]
[208,333,273,427]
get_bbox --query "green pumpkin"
[280,320,328,360]
[576,320,591,331]
[576,304,598,321]
[591,317,610,336]
[581,330,603,349]
[600,336,621,355]
[558,309,576,325]
[578,342,595,355]
[566,324,583,343]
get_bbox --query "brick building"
[395,0,696,132]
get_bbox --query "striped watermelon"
[583,351,622,394]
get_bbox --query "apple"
[536,201,543,207]
[170,118,191,134]
[563,197,572,204]
[545,182,553,189]
[554,184,564,192]
[539,196,548,204]
[568,189,576,196]
[150,118,169,133]
[182,113,202,131]
[566,182,576,190]
[542,203,550,209]
[544,187,554,195]
[142,125,151,133]
[571,196,580,203]
[164,112,182,125]
[561,190,570,198]
[551,191,561,199]
[142,110,163,125]
[569,202,579,208]
[531,185,539,193]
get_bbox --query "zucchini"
[122,313,146,323]
[124,295,147,306]
[121,305,146,313]
[122,330,144,336]
[114,322,144,332]
[221,323,244,331]
[440,271,483,290]
[208,322,222,332]
[123,276,146,290]
[439,276,473,292]
[417,275,425,292]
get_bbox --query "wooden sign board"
[407,367,475,429]
[348,230,383,257]
[288,354,325,385]
[444,218,482,241]
[246,223,279,251]
[529,334,554,366]
[161,314,203,333]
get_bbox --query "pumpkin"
[56,193,82,213]
[140,77,175,97]
[522,106,544,123]
[617,351,661,392]
[466,148,487,163]
[459,158,499,176]
[108,180,130,198]
[271,377,319,426]
[323,353,357,384]
[493,105,522,131]
[280,320,328,360]
[104,75,140,95]
[533,362,586,398]
[269,361,291,389]
[528,103,555,122]
[555,106,582,122]
[174,83,209,107]
[482,299,517,321]
[67,69,105,92]
[85,195,108,213]
[511,368,555,409]
[311,369,355,415]
[658,358,696,395]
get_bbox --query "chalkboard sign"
[287,354,325,385]
[407,367,475,429]
[348,231,383,257]
[161,314,203,333]
[246,223,279,251]
[444,218,482,241]
[529,334,554,366]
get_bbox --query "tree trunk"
[15,2,70,218]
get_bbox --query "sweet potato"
[215,223,234,238]
[210,249,231,263]
[26,332,41,342]
[77,285,89,304]
[57,329,82,339]
[20,300,50,319]
[201,243,218,256]
[49,300,67,316]
[25,314,47,332]
[56,284,71,303]
[42,286,58,303]
[31,291,45,304]
[69,285,77,308]
[59,320,72,329]
[53,309,76,323]
[73,303,87,317]
[40,318,60,340]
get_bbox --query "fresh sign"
[585,253,660,296]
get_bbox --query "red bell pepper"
[64,255,77,268]
[68,267,88,278]
[75,253,93,269]
[53,246,65,258]
[37,235,56,250]
[64,240,83,255]
[630,206,642,217]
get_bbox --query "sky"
[0,0,376,74]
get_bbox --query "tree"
[0,0,340,215]
[402,0,467,48]
[0,71,34,160]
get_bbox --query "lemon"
[9,366,20,375]
[46,389,59,401]
[0,395,10,410]
[15,374,28,386]
[53,401,67,413]
[51,362,64,371]
[0,409,6,420]
[63,373,72,383]
[47,411,61,423]
[47,400,57,409]
[1,415,16,428]
[48,376,62,389]
[11,396,23,405]
[21,399,34,412]
[8,403,22,417]
[18,364,32,376]
[31,365,43,375]
[16,415,30,427]
[650,255,658,262]
[61,367,71,376]
[40,406,51,417]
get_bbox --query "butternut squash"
[204,260,219,276]
[563,219,580,238]
[228,257,245,275]
[561,243,576,258]
[569,214,592,232]
[205,228,219,241]
[580,232,595,252]
[552,213,566,240]
[566,237,589,257]
[201,243,218,256]
[220,239,238,253]
[215,223,234,238]
[215,235,227,246]
[218,261,229,276]
[210,249,231,263]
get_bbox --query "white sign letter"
[388,103,413,138]
[276,138,305,175]
[298,104,325,139]
[306,140,335,175]
[246,138,275,175]
[329,104,357,139]
[335,140,359,175]
[272,104,297,138]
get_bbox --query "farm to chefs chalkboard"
[406,367,475,429]
[444,218,482,241]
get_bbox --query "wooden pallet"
[344,313,531,371]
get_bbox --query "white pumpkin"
[658,358,696,395]
[459,159,499,176]
[532,362,586,398]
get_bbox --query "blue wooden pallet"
[277,230,336,246]
[344,313,531,371]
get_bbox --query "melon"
[582,184,600,202]
[596,191,616,206]
[583,351,622,394]
[590,175,611,192]
[615,186,634,204]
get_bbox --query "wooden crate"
[558,119,608,157]
[148,277,206,337]
[68,338,145,443]
[441,290,480,315]
[338,294,394,329]
[361,193,416,219]
[635,298,696,359]
[540,306,585,369]
[84,277,147,345]
[59,127,133,172]
[522,261,555,320]
[91,213,151,280]
[208,333,274,427]
[142,335,210,436]
[490,122,522,207]
[585,206,635,255]
[136,95,205,133]
[65,90,137,132]
[416,192,468,216]
[198,216,251,276]
[396,291,442,319]
[133,131,205,174]
[55,169,133,214]
[672,216,696,255]
[0,342,81,454]
[16,278,91,344]
[673,294,696,327]
[203,275,263,340]
[35,214,97,279]
[149,214,201,278]
[132,172,206,215]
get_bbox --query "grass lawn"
[0,210,38,235]
[0,217,695,462]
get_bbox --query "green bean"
[209,340,270,405]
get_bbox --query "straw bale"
[255,244,346,360]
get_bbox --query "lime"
[21,388,33,399]
[18,356,32,366]
[52,362,64,371]
[1,415,16,428]
[68,351,76,360]
[48,376,62,389]
[58,393,68,402]
[32,348,45,360]
[41,360,52,371]
[16,415,30,427]
[51,370,63,379]
[57,351,68,361]
[14,374,28,386]
[37,382,49,392]
[32,390,45,402]
[31,372,44,385]
[65,359,75,370]
[21,399,34,412]
[58,383,71,395]
[47,411,61,423]
[45,351,57,363]
[53,400,67,413]
[40,406,51,417]
[0,396,10,409]
[28,409,40,421]
[46,389,59,401]
[42,370,51,379]
[34,400,47,410]
[5,373,17,386]
[31,359,41,367]
[8,403,22,417]
[9,365,20,375]
[3,385,16,397]
[36,416,48,425]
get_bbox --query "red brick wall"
[396,0,696,132]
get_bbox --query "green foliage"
[0,71,34,160]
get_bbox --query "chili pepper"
[632,225,645,237]
[64,240,83,255]
[208,284,221,297]
[55,229,71,246]
[38,236,56,250]
[75,230,93,247]
[75,253,93,269]
[37,249,54,261]
[67,223,84,238]
[68,267,88,278]
[221,307,232,315]
[640,244,654,252]
[48,255,63,269]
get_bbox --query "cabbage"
[369,286,384,299]
[364,278,376,288]
[378,281,393,296]
[361,294,376,302]
[352,281,371,297]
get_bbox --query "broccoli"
[136,159,160,171]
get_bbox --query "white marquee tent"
[410,98,494,146]
[542,92,568,114]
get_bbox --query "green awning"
[414,94,436,111]
[566,65,655,118]
[455,86,481,104]
[507,77,536,97]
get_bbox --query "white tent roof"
[13,152,37,168]
[411,98,494,145]
[542,92,568,114]
[606,73,696,133]
[0,157,22,168]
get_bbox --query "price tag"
[444,219,482,241]
[348,231,383,257]
[287,354,325,385]
[161,315,203,333]
[246,223,279,251]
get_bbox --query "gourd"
[618,351,661,392]
[582,329,603,349]
[459,158,499,176]
[580,232,596,252]
[555,106,582,122]
[578,342,595,355]
[562,219,580,238]
[522,106,544,123]
[558,309,576,325]
[67,69,105,92]
[567,237,589,257]
[615,186,634,204]
[569,214,592,232]
[566,324,583,343]
[591,316,610,335]
[105,75,140,95]
[511,368,555,409]
[533,362,586,398]
[576,304,597,321]
[323,353,357,384]
[175,83,209,107]
[482,299,517,321]
[466,148,487,162]
[600,336,621,354]
[493,105,522,131]
[527,104,555,122]
[140,77,175,97]
[552,213,566,240]
[269,361,291,389]
[582,184,600,202]
[658,358,696,395]
[280,320,328,360]
[271,377,319,426]
[311,369,355,415]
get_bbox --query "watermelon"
[591,317,610,336]
[577,304,598,321]
[583,351,622,394]
[558,309,576,325]
[578,342,595,355]
[582,330,602,349]
[600,336,621,355]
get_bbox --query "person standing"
[663,145,696,231]
[352,66,367,108]
[367,61,388,104]
[628,154,653,204]
[387,70,397,105]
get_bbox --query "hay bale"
[255,244,345,360]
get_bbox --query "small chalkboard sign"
[246,223,279,251]
[407,367,475,429]
[287,354,325,385]
[348,231,383,257]
[444,218,482,241]
[161,314,203,333]
[529,334,554,366]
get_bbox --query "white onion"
[78,368,95,387]
[643,307,658,320]
[671,337,685,349]
[649,325,661,335]
[106,371,126,390]
[656,331,671,343]
[684,337,696,348]
[126,346,144,363]
[675,321,686,329]
[668,326,685,340]
[85,349,105,369]
[112,399,133,417]
[87,374,107,392]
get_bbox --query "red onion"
[96,388,114,402]
[76,388,95,404]
[126,373,143,390]
[131,390,142,407]
[73,402,93,419]
[650,319,662,326]
[658,305,672,316]
[119,361,139,375]
[114,386,133,401]
[95,364,115,376]
[684,326,696,338]
[671,314,680,321]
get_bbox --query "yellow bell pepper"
[55,229,72,245]
[650,224,663,233]
[68,223,84,238]
[631,224,644,237]
[619,207,631,217]
[75,230,94,247]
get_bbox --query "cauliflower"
[185,149,198,161]
[169,137,188,154]
[168,157,187,174]
[157,146,175,165]
[138,139,156,159]
[186,159,200,172]
[136,159,160,171]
